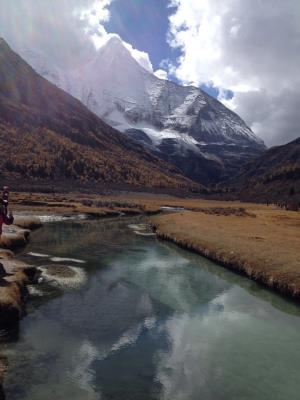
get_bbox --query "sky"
[0,0,299,147]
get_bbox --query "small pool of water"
[1,217,300,400]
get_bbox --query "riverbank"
[8,190,300,301]
[151,206,300,299]
[0,216,42,397]
[0,216,42,328]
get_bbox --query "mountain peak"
[101,35,129,54]
[105,35,123,47]
[95,35,135,66]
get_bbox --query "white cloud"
[0,0,153,74]
[76,0,112,51]
[167,0,300,146]
[0,0,112,68]
[77,0,111,28]
[154,69,168,80]
[123,41,153,72]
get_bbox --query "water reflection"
[157,287,300,400]
[2,218,300,399]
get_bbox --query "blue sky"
[104,0,225,99]
[105,0,178,72]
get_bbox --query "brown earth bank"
[0,217,42,398]
[150,206,300,299]
[0,217,42,329]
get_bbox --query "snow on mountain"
[22,36,266,184]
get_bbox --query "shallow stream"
[1,217,300,399]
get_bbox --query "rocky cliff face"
[21,36,266,184]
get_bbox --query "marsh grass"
[151,207,300,298]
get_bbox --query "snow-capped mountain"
[21,36,266,184]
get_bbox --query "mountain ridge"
[21,35,266,185]
[0,38,201,191]
[225,137,300,202]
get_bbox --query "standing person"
[2,186,9,215]
[0,187,13,237]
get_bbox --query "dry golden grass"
[10,190,270,215]
[94,193,276,214]
[151,205,300,298]
[8,191,300,297]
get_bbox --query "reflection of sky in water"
[157,288,300,400]
[3,219,300,399]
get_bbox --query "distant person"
[2,186,9,214]
[0,186,14,237]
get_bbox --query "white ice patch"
[127,223,150,231]
[40,266,87,289]
[128,223,155,236]
[38,214,87,223]
[28,252,50,258]
[160,206,185,212]
[28,252,86,264]
[133,231,156,237]
[50,257,86,264]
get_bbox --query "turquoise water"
[1,217,300,400]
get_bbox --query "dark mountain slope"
[0,38,201,191]
[227,137,300,202]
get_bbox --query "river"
[1,217,300,399]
